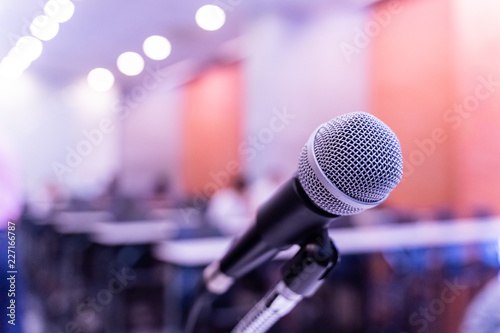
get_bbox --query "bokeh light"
[143,35,172,61]
[116,52,144,76]
[0,56,30,80]
[87,68,115,92]
[44,0,75,23]
[14,36,43,62]
[195,5,226,31]
[30,15,60,41]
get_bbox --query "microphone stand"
[230,229,339,333]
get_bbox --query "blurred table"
[90,220,179,245]
[153,217,500,266]
[52,210,113,234]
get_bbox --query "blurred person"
[205,176,252,236]
[146,174,180,220]
[149,174,176,208]
[95,176,148,221]
[90,175,120,210]
[460,277,500,333]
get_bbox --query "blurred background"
[1,0,500,332]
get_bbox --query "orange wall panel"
[370,0,456,212]
[182,64,243,197]
[372,0,500,216]
[452,0,500,216]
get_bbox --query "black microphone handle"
[219,176,337,279]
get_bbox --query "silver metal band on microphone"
[306,124,387,211]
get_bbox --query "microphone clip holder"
[231,228,339,333]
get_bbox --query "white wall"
[244,8,370,179]
[0,74,120,201]
[118,79,183,197]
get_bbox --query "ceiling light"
[30,15,60,41]
[117,52,144,76]
[87,68,115,92]
[44,0,75,23]
[143,35,172,60]
[14,36,43,62]
[195,5,226,31]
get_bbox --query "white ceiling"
[0,0,378,90]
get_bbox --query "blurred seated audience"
[146,174,180,219]
[91,176,149,221]
[206,176,252,236]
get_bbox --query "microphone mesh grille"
[298,112,403,215]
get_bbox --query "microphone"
[203,112,403,294]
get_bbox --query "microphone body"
[203,112,404,294]
[219,176,335,278]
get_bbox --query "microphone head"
[298,112,403,216]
